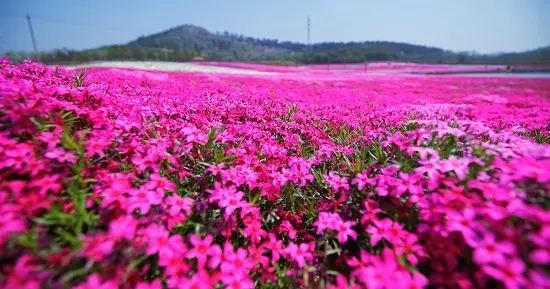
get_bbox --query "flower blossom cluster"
[0,58,549,289]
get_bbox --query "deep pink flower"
[108,215,137,242]
[164,195,194,217]
[145,173,177,193]
[351,170,376,190]
[144,224,186,258]
[135,279,163,289]
[264,233,284,263]
[73,274,118,289]
[284,242,313,268]
[127,187,164,214]
[222,274,255,289]
[367,218,403,245]
[221,244,255,278]
[290,163,314,187]
[187,234,216,269]
[324,171,350,193]
[445,208,481,246]
[482,258,525,289]
[241,220,268,244]
[472,232,516,266]
[336,220,358,244]
[395,172,423,196]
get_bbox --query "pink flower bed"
[1,59,549,289]
[197,61,508,75]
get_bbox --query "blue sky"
[1,0,549,54]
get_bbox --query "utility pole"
[26,13,40,61]
[307,15,311,53]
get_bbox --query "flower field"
[1,58,549,289]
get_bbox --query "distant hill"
[126,24,451,63]
[4,24,550,65]
[127,24,293,61]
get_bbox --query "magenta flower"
[144,224,186,258]
[324,171,350,193]
[529,226,550,265]
[164,195,194,217]
[336,220,358,244]
[395,172,423,196]
[221,244,255,278]
[73,274,118,289]
[264,233,284,263]
[394,234,425,266]
[439,155,469,180]
[222,273,255,289]
[108,215,137,242]
[29,175,62,197]
[445,208,481,246]
[186,234,216,269]
[241,220,268,244]
[284,242,313,268]
[472,232,516,266]
[351,170,376,190]
[367,218,403,245]
[280,220,297,239]
[145,173,176,193]
[135,280,162,289]
[482,258,525,289]
[127,187,164,214]
[290,165,314,187]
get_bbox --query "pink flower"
[280,220,297,239]
[324,171,350,193]
[264,233,284,263]
[529,226,550,265]
[164,195,194,217]
[174,270,215,289]
[284,242,313,268]
[135,279,163,289]
[290,162,314,187]
[395,172,421,195]
[145,173,176,193]
[394,234,425,266]
[327,274,361,289]
[445,208,481,246]
[73,274,118,289]
[108,215,137,242]
[351,170,376,190]
[439,155,469,180]
[472,232,516,266]
[29,175,63,197]
[241,220,268,244]
[222,274,255,289]
[314,212,341,235]
[482,258,525,289]
[44,147,77,163]
[144,224,186,258]
[0,212,27,246]
[336,220,358,244]
[221,244,255,278]
[187,234,216,269]
[181,125,208,144]
[127,187,164,214]
[367,218,403,245]
[79,234,115,262]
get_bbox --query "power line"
[0,13,143,33]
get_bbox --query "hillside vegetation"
[4,24,550,65]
